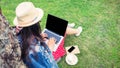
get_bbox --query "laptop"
[43,14,68,51]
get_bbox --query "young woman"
[13,2,82,68]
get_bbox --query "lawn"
[1,0,120,68]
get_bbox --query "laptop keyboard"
[44,29,61,44]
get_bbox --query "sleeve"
[27,54,46,68]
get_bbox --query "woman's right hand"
[15,26,23,34]
[47,37,56,51]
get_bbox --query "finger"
[49,37,55,42]
[16,26,23,30]
[50,37,55,40]
[51,37,56,42]
[44,34,48,38]
[44,33,48,36]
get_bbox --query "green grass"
[1,0,120,68]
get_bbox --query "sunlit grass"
[1,0,120,68]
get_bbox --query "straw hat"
[13,2,44,27]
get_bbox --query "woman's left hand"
[41,33,48,41]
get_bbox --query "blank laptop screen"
[46,14,68,36]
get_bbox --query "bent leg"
[66,27,78,35]
[66,26,82,36]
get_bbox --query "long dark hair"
[18,22,43,59]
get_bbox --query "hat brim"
[13,8,44,27]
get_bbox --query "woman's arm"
[41,33,56,51]
[47,37,56,51]
[27,54,46,68]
